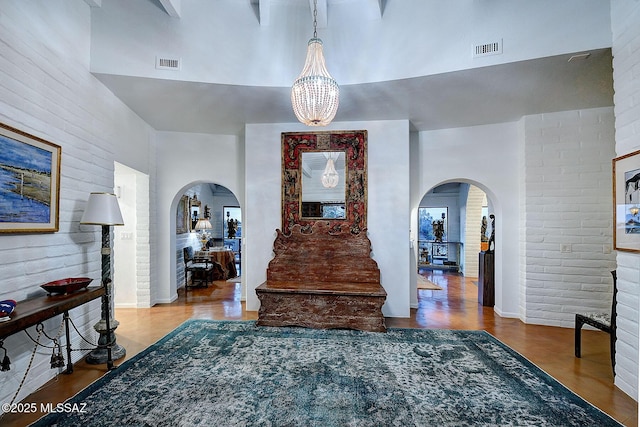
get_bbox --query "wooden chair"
[575,270,617,374]
[183,247,216,289]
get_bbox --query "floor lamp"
[80,192,126,369]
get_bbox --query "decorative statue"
[227,217,238,239]
[226,210,239,239]
[481,216,488,242]
[432,220,444,243]
[487,214,496,253]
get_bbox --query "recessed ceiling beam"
[158,0,181,18]
[252,0,272,26]
[370,0,386,19]
[255,0,383,27]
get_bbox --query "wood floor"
[2,271,637,426]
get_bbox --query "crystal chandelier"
[321,154,339,188]
[291,0,339,126]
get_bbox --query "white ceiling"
[91,1,614,135]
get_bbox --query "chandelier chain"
[313,0,318,39]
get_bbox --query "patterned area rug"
[33,320,621,427]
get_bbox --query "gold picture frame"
[176,195,189,234]
[613,149,640,252]
[0,123,61,233]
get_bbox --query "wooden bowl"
[41,278,94,295]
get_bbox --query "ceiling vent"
[473,39,503,58]
[155,56,181,70]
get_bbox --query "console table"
[0,287,105,374]
[418,241,463,272]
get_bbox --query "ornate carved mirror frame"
[281,130,367,235]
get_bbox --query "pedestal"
[85,317,126,364]
[478,251,495,307]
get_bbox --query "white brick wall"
[463,185,485,278]
[522,108,617,328]
[0,0,153,409]
[611,0,640,400]
[136,172,152,307]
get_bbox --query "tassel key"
[1,354,10,371]
[0,343,9,371]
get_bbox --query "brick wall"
[0,1,153,408]
[464,185,486,278]
[135,173,152,307]
[611,0,640,400]
[522,108,617,328]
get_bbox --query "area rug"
[32,320,621,427]
[417,274,443,290]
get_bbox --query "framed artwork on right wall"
[613,149,640,253]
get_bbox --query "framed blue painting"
[0,123,61,233]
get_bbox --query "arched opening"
[415,181,496,314]
[174,182,242,297]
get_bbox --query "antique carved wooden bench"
[256,221,387,332]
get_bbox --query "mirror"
[189,195,201,230]
[281,130,367,235]
[301,151,346,219]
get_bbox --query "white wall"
[114,162,138,308]
[245,120,411,317]
[89,0,612,87]
[521,108,616,327]
[417,122,521,317]
[0,0,154,411]
[114,162,152,308]
[155,131,243,303]
[611,0,640,400]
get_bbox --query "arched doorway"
[174,182,242,293]
[416,181,494,306]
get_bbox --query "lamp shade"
[80,192,124,226]
[194,218,212,230]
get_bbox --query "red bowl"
[41,278,93,295]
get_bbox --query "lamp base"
[85,342,126,365]
[85,318,126,365]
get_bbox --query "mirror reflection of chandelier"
[291,0,339,126]
[321,154,339,188]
